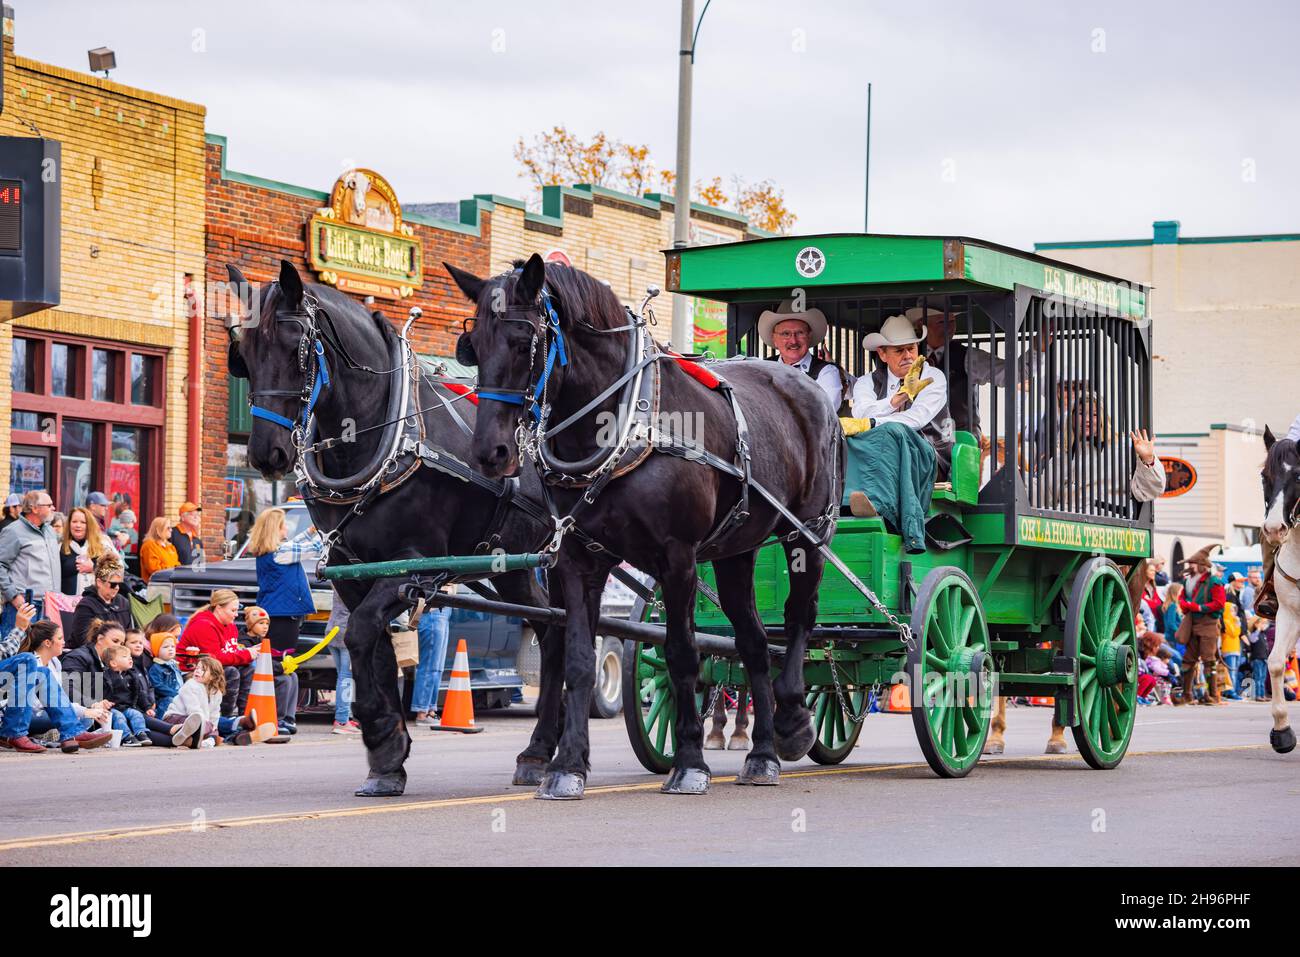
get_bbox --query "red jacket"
[1179,574,1225,618]
[180,608,253,667]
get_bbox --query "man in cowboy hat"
[849,314,951,472]
[1176,544,1227,706]
[757,299,847,412]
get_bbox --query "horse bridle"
[242,286,332,447]
[471,287,568,423]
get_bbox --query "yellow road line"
[0,743,1268,854]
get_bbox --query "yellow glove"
[898,356,935,401]
[839,417,873,436]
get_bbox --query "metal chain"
[824,641,870,728]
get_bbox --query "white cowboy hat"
[757,299,828,348]
[863,314,925,351]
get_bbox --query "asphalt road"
[2,698,1293,866]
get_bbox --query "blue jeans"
[0,653,81,740]
[1223,654,1243,697]
[330,644,353,724]
[411,607,451,714]
[0,597,44,634]
[1252,659,1269,699]
[116,707,146,736]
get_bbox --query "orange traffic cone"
[429,639,483,734]
[243,639,285,743]
[1028,696,1054,708]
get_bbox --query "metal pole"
[864,82,872,232]
[671,0,695,354]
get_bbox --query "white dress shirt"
[851,363,949,430]
[780,351,843,411]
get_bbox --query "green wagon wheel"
[805,685,867,765]
[1064,558,1137,770]
[906,567,994,778]
[621,584,708,774]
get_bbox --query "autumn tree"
[514,128,795,232]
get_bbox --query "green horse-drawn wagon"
[624,233,1155,778]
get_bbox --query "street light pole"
[671,0,695,354]
[864,82,872,232]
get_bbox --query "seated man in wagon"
[837,314,951,552]
[757,298,850,413]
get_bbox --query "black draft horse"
[449,253,845,799]
[227,259,565,796]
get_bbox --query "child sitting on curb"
[148,633,183,717]
[102,644,155,747]
[162,655,255,747]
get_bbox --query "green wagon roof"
[664,233,1150,319]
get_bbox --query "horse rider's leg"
[983,696,1007,754]
[536,554,610,800]
[1268,599,1297,752]
[770,540,820,763]
[704,685,728,750]
[729,688,752,751]
[658,542,712,794]
[713,552,778,784]
[497,571,563,786]
[346,579,412,797]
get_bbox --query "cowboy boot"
[1173,667,1195,706]
[849,491,878,518]
[1202,668,1219,706]
[1255,576,1279,620]
[1045,721,1068,754]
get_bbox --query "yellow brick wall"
[0,27,206,517]
[488,190,748,347]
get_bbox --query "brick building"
[0,8,205,535]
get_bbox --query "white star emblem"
[795,246,825,278]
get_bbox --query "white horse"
[1262,426,1299,753]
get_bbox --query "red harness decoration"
[668,353,721,390]
[441,381,479,405]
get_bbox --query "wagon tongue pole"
[318,552,553,582]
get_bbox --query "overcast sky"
[11,0,1299,247]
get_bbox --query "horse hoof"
[734,756,780,786]
[982,737,1005,755]
[704,731,726,750]
[535,771,585,801]
[661,766,711,795]
[512,759,547,787]
[1044,738,1067,755]
[1271,726,1297,754]
[354,771,407,798]
[727,732,751,751]
[774,714,815,762]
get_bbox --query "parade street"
[1,701,1290,867]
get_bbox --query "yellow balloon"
[282,626,338,676]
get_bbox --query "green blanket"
[842,422,936,554]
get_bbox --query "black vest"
[869,364,952,476]
[768,353,849,415]
[930,341,978,437]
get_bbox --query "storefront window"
[11,411,39,431]
[92,349,115,402]
[60,420,95,510]
[109,426,145,519]
[10,452,48,496]
[11,337,36,393]
[130,354,157,405]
